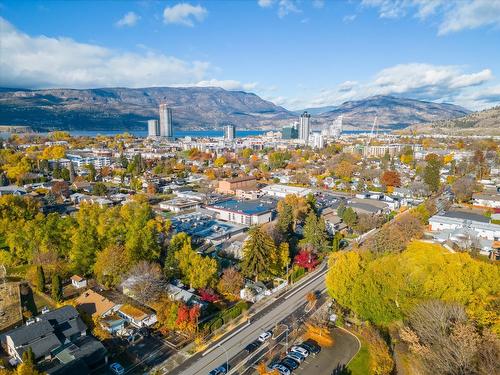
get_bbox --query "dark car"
[281,357,300,371]
[208,363,229,375]
[300,340,321,355]
[244,341,261,353]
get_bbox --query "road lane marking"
[202,320,251,356]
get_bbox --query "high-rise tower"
[224,124,236,140]
[299,111,311,143]
[159,104,173,138]
[147,119,160,137]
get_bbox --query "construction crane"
[369,116,379,141]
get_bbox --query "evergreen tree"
[300,212,329,253]
[51,274,63,302]
[277,202,294,237]
[69,161,76,182]
[424,156,442,193]
[52,163,62,179]
[332,232,342,252]
[36,266,45,293]
[241,226,278,281]
[0,172,9,186]
[61,167,70,181]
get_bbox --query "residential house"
[75,289,120,319]
[1,306,107,374]
[117,304,157,328]
[472,193,500,209]
[70,275,87,289]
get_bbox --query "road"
[165,263,329,375]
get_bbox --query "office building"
[299,111,311,143]
[224,124,236,140]
[330,116,342,138]
[159,104,173,138]
[311,132,325,149]
[282,123,298,139]
[147,119,160,137]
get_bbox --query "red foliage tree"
[294,250,319,271]
[189,305,201,325]
[176,303,189,326]
[198,288,220,303]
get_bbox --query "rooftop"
[208,198,277,215]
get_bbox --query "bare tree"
[122,261,167,304]
[451,176,476,203]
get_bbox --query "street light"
[217,343,229,372]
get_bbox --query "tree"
[300,212,329,253]
[340,207,357,229]
[424,154,442,193]
[334,160,356,181]
[241,226,278,281]
[122,261,167,304]
[277,242,290,276]
[451,176,476,203]
[282,194,310,230]
[51,181,69,198]
[217,267,244,300]
[51,274,62,302]
[294,250,319,271]
[276,201,294,238]
[93,182,108,196]
[400,300,499,375]
[332,232,342,252]
[164,232,191,279]
[380,170,401,189]
[22,347,35,365]
[35,266,45,293]
[175,242,217,289]
[93,245,130,287]
[214,156,227,168]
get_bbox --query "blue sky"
[1,0,500,110]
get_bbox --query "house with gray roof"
[1,305,107,373]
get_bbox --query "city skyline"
[0,1,499,111]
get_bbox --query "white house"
[118,304,157,328]
[429,215,500,241]
[71,275,87,289]
[472,193,500,209]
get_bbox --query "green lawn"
[348,337,370,375]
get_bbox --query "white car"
[290,345,309,358]
[258,330,272,342]
[286,351,305,363]
[270,363,291,375]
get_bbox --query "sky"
[1,0,500,111]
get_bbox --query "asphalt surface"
[165,263,329,375]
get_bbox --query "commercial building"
[217,175,257,195]
[224,124,236,140]
[329,116,343,138]
[205,198,277,225]
[158,198,200,213]
[282,123,298,139]
[159,104,173,138]
[429,214,500,241]
[299,111,311,143]
[260,184,312,198]
[147,119,160,137]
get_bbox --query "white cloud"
[343,14,357,23]
[312,0,325,9]
[163,3,207,27]
[438,0,500,35]
[362,0,500,35]
[258,0,274,8]
[282,63,497,110]
[258,0,301,18]
[190,79,258,91]
[0,17,210,89]
[115,11,141,27]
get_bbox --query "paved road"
[166,264,329,375]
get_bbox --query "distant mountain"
[406,105,500,136]
[293,105,338,115]
[315,95,470,130]
[0,87,293,131]
[0,88,471,132]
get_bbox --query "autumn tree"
[93,245,130,287]
[451,176,476,203]
[334,160,356,181]
[294,250,319,271]
[423,153,442,193]
[241,225,278,281]
[380,170,401,189]
[175,242,217,289]
[217,267,244,300]
[164,232,191,279]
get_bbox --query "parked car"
[258,330,272,342]
[109,362,125,375]
[286,351,305,364]
[208,363,229,375]
[290,345,309,358]
[300,340,321,355]
[244,341,261,353]
[280,357,300,371]
[270,363,291,375]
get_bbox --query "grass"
[347,337,370,375]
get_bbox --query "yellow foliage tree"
[304,323,334,347]
[40,145,66,160]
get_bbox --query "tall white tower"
[224,124,236,140]
[147,119,160,137]
[330,115,343,138]
[159,104,173,138]
[299,111,311,143]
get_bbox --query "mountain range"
[0,87,470,132]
